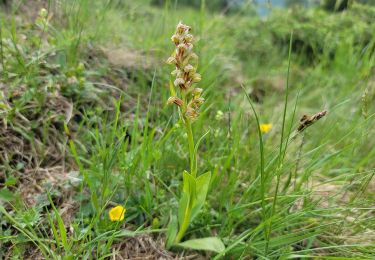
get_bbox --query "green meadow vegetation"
[0,0,374,259]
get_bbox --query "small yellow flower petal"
[260,124,272,134]
[109,205,126,221]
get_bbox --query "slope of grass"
[0,0,374,259]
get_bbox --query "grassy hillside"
[0,0,374,259]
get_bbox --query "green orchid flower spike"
[165,22,225,253]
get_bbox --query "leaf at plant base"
[182,170,196,196]
[166,214,178,249]
[191,171,211,221]
[178,191,190,229]
[177,237,225,253]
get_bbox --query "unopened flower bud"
[184,34,193,42]
[194,97,205,105]
[186,44,193,53]
[192,88,203,96]
[39,8,48,18]
[193,73,201,82]
[77,62,85,73]
[215,110,224,121]
[176,22,190,34]
[190,53,198,60]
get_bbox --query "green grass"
[0,0,374,259]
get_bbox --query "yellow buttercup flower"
[109,205,126,221]
[260,124,272,134]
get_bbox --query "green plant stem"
[175,200,192,243]
[185,118,196,177]
[265,31,293,255]
[241,85,266,250]
[174,117,196,243]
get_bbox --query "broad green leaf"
[178,192,190,229]
[177,237,225,253]
[182,170,197,209]
[182,170,196,195]
[191,171,211,221]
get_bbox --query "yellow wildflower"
[260,124,272,134]
[109,205,126,221]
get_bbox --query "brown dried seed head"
[297,110,327,132]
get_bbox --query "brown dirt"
[112,235,202,260]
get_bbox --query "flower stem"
[175,202,192,243]
[185,118,196,177]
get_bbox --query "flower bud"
[184,34,193,42]
[176,22,190,34]
[190,53,198,60]
[39,8,48,18]
[194,97,205,105]
[186,44,193,53]
[192,88,203,96]
[215,110,224,121]
[193,73,201,82]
